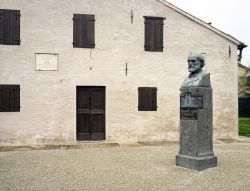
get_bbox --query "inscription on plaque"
[180,92,202,120]
[35,53,58,71]
[180,92,203,109]
[180,108,198,120]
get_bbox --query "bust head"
[187,53,205,74]
[182,52,210,87]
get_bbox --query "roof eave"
[157,0,245,46]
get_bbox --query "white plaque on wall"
[35,53,58,71]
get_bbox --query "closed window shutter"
[150,88,157,111]
[0,85,20,112]
[0,9,20,45]
[138,87,157,111]
[154,19,164,52]
[144,18,154,51]
[9,85,20,112]
[9,10,20,45]
[0,85,10,112]
[144,16,165,52]
[138,87,148,111]
[0,10,4,44]
[73,14,95,48]
[73,14,81,47]
[85,15,95,48]
[3,10,10,44]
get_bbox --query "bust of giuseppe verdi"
[182,53,211,87]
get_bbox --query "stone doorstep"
[0,138,249,152]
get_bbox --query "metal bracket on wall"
[131,10,133,24]
[229,46,231,58]
[125,62,128,76]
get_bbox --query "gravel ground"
[0,143,250,191]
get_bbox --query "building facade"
[0,0,245,146]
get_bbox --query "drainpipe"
[238,43,247,62]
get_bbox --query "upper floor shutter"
[2,10,10,44]
[144,18,154,51]
[0,10,4,44]
[144,16,165,52]
[0,9,20,45]
[154,19,164,52]
[9,10,20,45]
[73,14,95,48]
[73,14,82,48]
[85,15,95,48]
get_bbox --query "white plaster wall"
[0,0,239,145]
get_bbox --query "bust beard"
[189,68,203,78]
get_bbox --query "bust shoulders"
[198,72,211,87]
[182,70,211,87]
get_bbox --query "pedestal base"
[176,154,217,171]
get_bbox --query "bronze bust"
[182,53,211,87]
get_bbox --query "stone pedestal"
[176,87,217,171]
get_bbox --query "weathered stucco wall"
[0,0,239,145]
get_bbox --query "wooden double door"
[77,86,105,140]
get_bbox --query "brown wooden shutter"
[9,10,20,45]
[73,14,82,48]
[138,87,157,111]
[9,85,20,111]
[154,19,164,52]
[144,16,165,52]
[138,87,148,111]
[150,88,157,111]
[73,14,95,48]
[85,15,95,48]
[0,85,10,112]
[3,10,10,44]
[0,9,20,45]
[144,18,154,51]
[0,85,20,112]
[0,10,4,44]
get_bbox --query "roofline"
[156,0,246,46]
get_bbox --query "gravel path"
[0,143,250,191]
